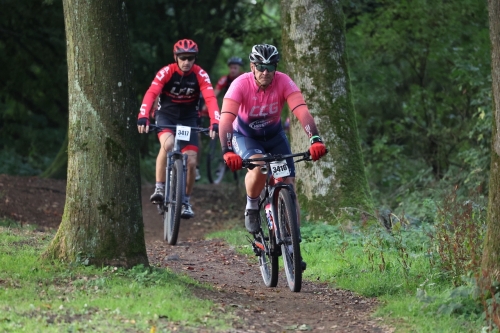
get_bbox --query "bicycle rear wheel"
[257,208,279,287]
[206,138,226,184]
[277,188,302,292]
[164,158,184,245]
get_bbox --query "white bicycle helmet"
[249,44,280,64]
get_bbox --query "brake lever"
[296,151,312,163]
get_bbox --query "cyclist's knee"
[246,171,266,187]
[185,151,197,167]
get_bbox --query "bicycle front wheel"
[206,138,226,184]
[277,189,302,292]
[164,158,184,245]
[258,209,279,287]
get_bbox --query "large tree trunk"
[281,0,373,221]
[481,0,500,281]
[43,0,148,267]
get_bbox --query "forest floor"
[0,174,393,333]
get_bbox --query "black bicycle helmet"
[227,56,244,66]
[248,44,280,64]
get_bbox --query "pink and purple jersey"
[224,72,300,139]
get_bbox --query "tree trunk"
[41,133,68,179]
[280,0,373,222]
[481,0,500,281]
[43,0,148,267]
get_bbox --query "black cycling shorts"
[155,112,199,152]
[232,131,295,177]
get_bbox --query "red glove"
[223,152,242,172]
[309,142,326,161]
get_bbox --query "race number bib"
[176,125,191,141]
[270,160,290,178]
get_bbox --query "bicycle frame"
[164,150,187,208]
[150,124,208,210]
[242,150,327,291]
[259,176,295,247]
[244,151,310,247]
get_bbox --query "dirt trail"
[142,183,390,333]
[0,175,391,332]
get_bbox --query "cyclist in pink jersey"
[218,44,327,266]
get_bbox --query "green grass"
[209,222,487,333]
[0,224,232,332]
[1,215,490,332]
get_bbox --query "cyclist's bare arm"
[218,98,240,152]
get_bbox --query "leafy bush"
[346,0,491,213]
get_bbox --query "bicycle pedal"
[248,235,263,256]
[251,241,264,256]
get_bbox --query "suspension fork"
[181,153,188,202]
[165,151,186,205]
[165,151,174,206]
[267,184,282,245]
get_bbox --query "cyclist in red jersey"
[200,57,244,118]
[137,39,220,219]
[218,44,327,234]
[214,57,244,98]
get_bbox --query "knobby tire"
[258,208,279,287]
[164,158,184,245]
[277,188,302,292]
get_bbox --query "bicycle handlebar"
[148,124,210,134]
[242,151,316,172]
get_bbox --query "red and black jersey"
[138,63,219,126]
[215,73,241,92]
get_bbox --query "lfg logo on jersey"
[249,102,278,117]
[170,86,196,96]
[198,69,211,84]
[156,66,169,81]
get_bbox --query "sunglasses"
[178,55,196,61]
[255,63,277,72]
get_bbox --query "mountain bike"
[242,151,315,292]
[150,124,209,245]
[206,137,239,184]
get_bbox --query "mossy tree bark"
[280,0,373,222]
[481,0,500,281]
[42,0,148,267]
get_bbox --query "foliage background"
[0,0,492,220]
